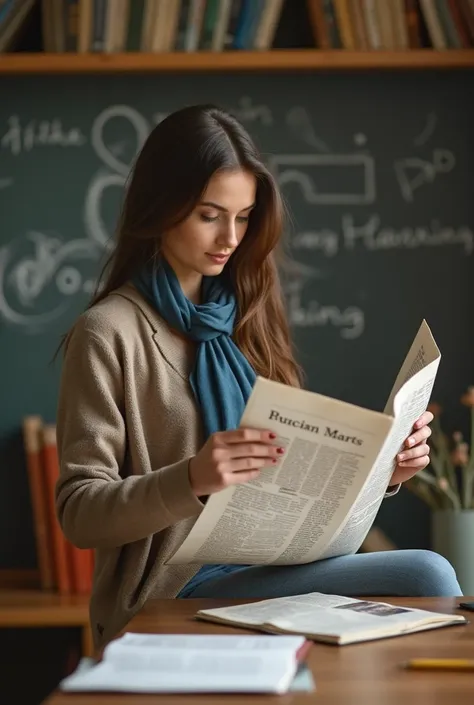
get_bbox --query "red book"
[42,424,72,595]
[22,415,55,590]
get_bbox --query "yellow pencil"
[403,658,474,672]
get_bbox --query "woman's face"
[161,169,256,300]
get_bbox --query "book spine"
[232,0,254,49]
[68,544,93,595]
[404,0,422,47]
[350,0,370,49]
[200,0,220,49]
[104,0,121,52]
[391,0,409,48]
[447,0,472,45]
[63,0,79,51]
[150,0,170,52]
[162,0,182,52]
[184,0,207,52]
[116,0,130,51]
[42,424,72,595]
[458,0,474,42]
[363,0,382,48]
[224,0,243,49]
[333,0,356,48]
[211,0,232,50]
[125,0,145,51]
[435,0,462,46]
[307,0,332,48]
[78,0,93,52]
[253,0,284,49]
[22,415,55,591]
[140,0,157,51]
[244,0,266,49]
[375,0,396,47]
[419,0,448,48]
[174,0,191,50]
[323,0,342,47]
[41,0,54,51]
[48,0,64,51]
[91,0,107,51]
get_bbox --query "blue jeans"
[179,550,463,599]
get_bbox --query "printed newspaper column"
[167,320,440,567]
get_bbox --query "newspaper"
[59,633,313,694]
[167,320,440,566]
[196,593,467,645]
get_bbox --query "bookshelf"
[0,49,474,73]
[0,570,92,657]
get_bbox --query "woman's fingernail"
[398,453,406,461]
[277,447,285,454]
[269,432,277,439]
[407,437,414,447]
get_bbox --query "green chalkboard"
[1,70,473,567]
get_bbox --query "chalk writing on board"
[230,96,273,126]
[0,102,468,338]
[280,260,364,339]
[286,107,331,153]
[91,104,148,175]
[354,133,368,147]
[291,214,474,256]
[85,105,150,249]
[292,229,339,257]
[1,115,86,155]
[84,169,124,249]
[413,113,437,147]
[394,149,456,202]
[270,154,376,205]
[344,214,473,253]
[284,276,365,339]
[0,232,99,330]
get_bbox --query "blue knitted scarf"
[134,260,256,439]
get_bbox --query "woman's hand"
[189,428,282,497]
[390,410,434,486]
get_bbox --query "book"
[23,419,94,595]
[197,593,468,646]
[59,632,313,694]
[167,319,440,566]
[42,424,72,594]
[22,415,55,591]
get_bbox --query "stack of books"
[23,415,94,595]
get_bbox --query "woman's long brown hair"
[66,104,302,387]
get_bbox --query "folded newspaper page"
[167,320,440,565]
[196,593,467,645]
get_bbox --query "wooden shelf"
[0,49,474,73]
[0,589,89,627]
[0,588,93,655]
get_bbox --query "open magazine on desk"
[196,593,467,646]
[167,319,440,566]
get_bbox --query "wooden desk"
[44,597,473,704]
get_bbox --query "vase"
[431,510,474,596]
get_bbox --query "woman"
[56,104,461,650]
